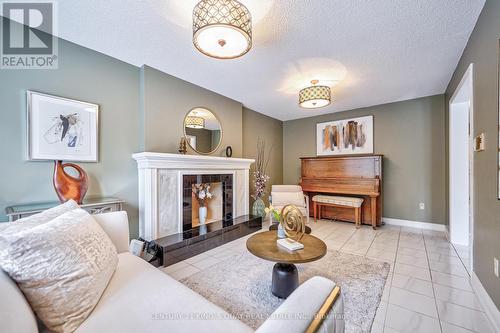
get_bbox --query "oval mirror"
[184,107,222,155]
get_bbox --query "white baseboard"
[470,272,500,332]
[382,217,446,231]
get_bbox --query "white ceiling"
[56,0,485,121]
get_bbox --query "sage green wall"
[0,35,141,237]
[283,95,446,224]
[242,107,283,206]
[0,28,284,238]
[141,65,243,157]
[445,0,500,308]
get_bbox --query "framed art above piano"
[316,115,373,156]
[300,154,383,227]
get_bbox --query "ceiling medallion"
[193,0,252,59]
[299,80,332,109]
[185,116,205,129]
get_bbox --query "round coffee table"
[246,231,327,298]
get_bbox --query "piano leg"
[354,207,360,229]
[370,196,377,229]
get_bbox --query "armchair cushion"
[271,185,303,193]
[271,192,306,208]
[93,211,130,254]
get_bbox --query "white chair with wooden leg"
[269,185,310,225]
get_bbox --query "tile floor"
[161,219,495,333]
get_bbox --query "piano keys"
[300,155,383,228]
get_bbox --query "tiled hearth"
[154,215,262,266]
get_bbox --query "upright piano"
[300,155,383,228]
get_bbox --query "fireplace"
[133,152,253,241]
[182,174,233,232]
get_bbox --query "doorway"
[448,63,474,272]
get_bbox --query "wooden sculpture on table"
[53,160,89,204]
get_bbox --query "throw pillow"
[0,208,118,333]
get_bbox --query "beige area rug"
[179,250,390,333]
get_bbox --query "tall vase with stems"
[251,138,271,218]
[199,205,207,224]
[193,183,213,226]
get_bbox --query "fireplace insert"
[182,174,233,232]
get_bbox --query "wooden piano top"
[300,155,383,196]
[300,154,382,179]
[300,177,380,196]
[300,154,383,159]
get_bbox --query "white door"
[449,101,470,246]
[448,64,474,273]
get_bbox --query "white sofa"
[0,211,344,333]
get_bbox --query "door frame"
[448,63,474,271]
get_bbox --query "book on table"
[277,238,304,251]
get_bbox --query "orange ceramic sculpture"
[53,160,89,204]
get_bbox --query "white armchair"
[269,185,310,225]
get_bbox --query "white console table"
[5,197,124,221]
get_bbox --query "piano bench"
[312,195,364,228]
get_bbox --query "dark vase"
[225,146,233,158]
[53,160,89,204]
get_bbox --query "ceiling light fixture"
[193,0,252,59]
[185,116,205,129]
[299,80,332,109]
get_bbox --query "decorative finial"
[179,137,187,154]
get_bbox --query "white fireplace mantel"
[133,152,255,170]
[132,152,254,241]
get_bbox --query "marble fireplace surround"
[133,152,254,241]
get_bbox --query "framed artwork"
[27,91,99,162]
[316,115,374,156]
